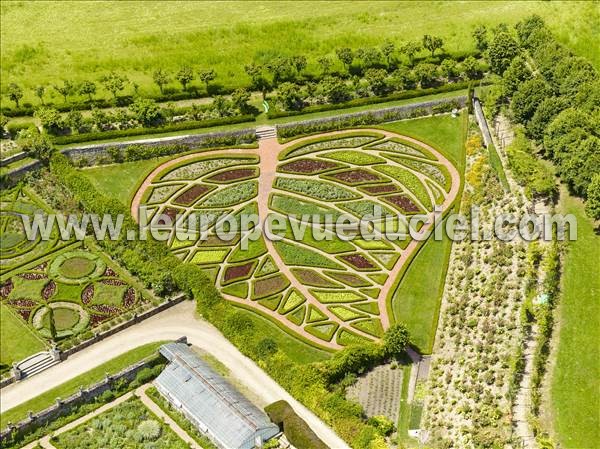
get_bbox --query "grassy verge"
[488,142,509,191]
[0,341,166,427]
[0,304,48,372]
[550,188,600,448]
[396,365,413,444]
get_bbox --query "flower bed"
[281,134,382,160]
[199,180,258,207]
[172,184,213,206]
[382,194,421,213]
[274,178,357,201]
[278,159,342,174]
[326,168,386,186]
[205,167,258,183]
[252,274,290,299]
[339,254,377,270]
[223,261,256,283]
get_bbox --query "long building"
[155,342,280,449]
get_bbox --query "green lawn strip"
[145,386,217,449]
[0,341,166,427]
[396,364,413,444]
[273,240,343,270]
[230,304,332,363]
[550,189,600,448]
[0,304,47,371]
[487,142,509,191]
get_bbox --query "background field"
[2,1,598,103]
[549,188,600,448]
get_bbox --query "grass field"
[1,1,598,104]
[550,188,600,448]
[0,304,47,371]
[0,341,165,427]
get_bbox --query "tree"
[211,95,230,117]
[335,47,354,70]
[400,41,421,65]
[65,110,84,133]
[357,47,382,69]
[175,65,194,91]
[502,56,532,96]
[585,174,600,220]
[276,82,304,110]
[556,136,600,197]
[152,68,170,94]
[472,24,488,52]
[7,83,23,108]
[198,68,216,91]
[34,85,46,105]
[34,107,63,133]
[526,96,569,142]
[318,76,351,104]
[129,98,163,126]
[231,88,252,114]
[256,338,278,359]
[381,41,396,66]
[461,56,480,80]
[266,57,294,85]
[439,58,457,80]
[53,80,74,103]
[245,64,271,99]
[487,31,519,74]
[389,66,416,90]
[78,80,97,102]
[17,129,55,163]
[317,57,332,75]
[364,68,389,96]
[413,62,438,88]
[100,72,128,99]
[511,78,550,124]
[291,56,307,74]
[422,35,444,57]
[91,107,110,130]
[515,14,546,48]
[383,324,410,357]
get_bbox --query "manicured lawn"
[2,1,597,103]
[82,157,171,206]
[0,341,166,427]
[0,304,47,371]
[550,188,600,448]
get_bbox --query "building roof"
[155,342,279,449]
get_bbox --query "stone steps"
[16,351,61,379]
[256,126,277,140]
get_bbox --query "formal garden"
[135,129,460,349]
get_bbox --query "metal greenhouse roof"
[155,342,279,449]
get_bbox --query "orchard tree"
[34,107,63,133]
[198,68,216,91]
[231,88,252,114]
[511,78,550,124]
[276,82,304,110]
[335,47,354,70]
[364,68,389,96]
[53,80,74,103]
[422,35,444,57]
[244,63,271,99]
[515,14,546,48]
[317,56,332,75]
[400,41,421,65]
[176,65,194,91]
[383,324,410,357]
[17,129,55,163]
[90,107,110,130]
[557,136,600,197]
[318,76,351,104]
[461,56,480,80]
[291,56,307,74]
[7,83,23,108]
[100,72,128,99]
[79,80,97,101]
[526,96,569,142]
[488,31,519,74]
[381,40,396,66]
[357,47,381,69]
[585,174,600,220]
[502,56,531,96]
[389,66,416,90]
[472,25,488,52]
[33,85,46,105]
[266,57,294,85]
[439,58,457,80]
[129,98,163,126]
[65,110,83,133]
[414,62,438,88]
[152,68,170,94]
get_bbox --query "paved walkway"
[1,301,349,449]
[512,326,538,449]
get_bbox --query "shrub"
[265,400,328,449]
[136,419,161,441]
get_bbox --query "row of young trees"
[4,33,451,111]
[485,15,599,219]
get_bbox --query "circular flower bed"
[32,301,90,339]
[49,250,106,284]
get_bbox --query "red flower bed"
[17,309,31,321]
[360,184,400,195]
[89,304,120,315]
[155,207,182,225]
[330,169,382,185]
[207,168,257,182]
[101,278,127,286]
[254,275,288,297]
[6,298,37,308]
[0,279,14,298]
[123,287,136,307]
[42,281,56,300]
[340,254,375,270]
[279,159,340,174]
[103,267,117,277]
[90,314,110,327]
[18,272,48,280]
[81,284,95,304]
[173,184,211,206]
[383,194,420,213]
[223,262,255,283]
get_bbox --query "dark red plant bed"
[279,159,340,174]
[0,279,14,298]
[360,184,401,195]
[340,254,376,270]
[18,272,48,280]
[223,261,255,283]
[89,304,121,315]
[6,298,37,308]
[90,314,110,327]
[253,275,289,298]
[383,194,420,213]
[292,268,337,287]
[328,169,383,185]
[206,168,257,182]
[101,278,127,286]
[81,284,94,304]
[156,207,182,225]
[103,267,118,277]
[17,309,31,321]
[123,287,136,307]
[42,281,56,300]
[173,184,212,206]
[326,272,370,287]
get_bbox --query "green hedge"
[265,400,327,449]
[52,115,256,145]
